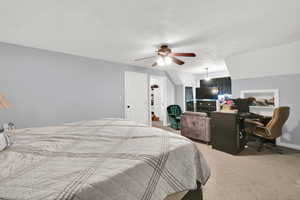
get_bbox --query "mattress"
[0,119,210,200]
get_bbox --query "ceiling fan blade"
[169,53,196,57]
[158,52,168,56]
[170,56,185,65]
[152,62,158,67]
[134,55,156,61]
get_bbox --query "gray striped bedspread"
[0,119,210,200]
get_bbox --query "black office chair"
[233,98,254,113]
[233,98,265,144]
[234,98,264,119]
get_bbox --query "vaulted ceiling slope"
[227,40,300,79]
[0,0,300,74]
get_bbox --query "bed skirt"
[165,181,203,200]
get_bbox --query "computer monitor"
[233,98,253,113]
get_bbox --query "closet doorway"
[150,76,167,127]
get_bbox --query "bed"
[0,119,210,200]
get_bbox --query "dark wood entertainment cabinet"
[196,99,217,113]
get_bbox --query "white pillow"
[0,132,10,151]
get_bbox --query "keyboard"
[238,112,263,119]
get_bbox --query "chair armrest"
[244,119,265,127]
[255,126,272,137]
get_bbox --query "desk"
[219,109,238,114]
[211,112,244,155]
[211,111,272,155]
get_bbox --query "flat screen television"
[196,87,219,100]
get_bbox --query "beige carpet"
[197,143,300,200]
[155,125,300,200]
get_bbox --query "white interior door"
[125,71,149,124]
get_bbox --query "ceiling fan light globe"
[157,57,165,66]
[164,56,172,65]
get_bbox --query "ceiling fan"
[134,45,196,67]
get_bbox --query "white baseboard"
[277,140,300,151]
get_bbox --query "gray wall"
[175,85,185,112]
[232,74,300,148]
[0,42,170,128]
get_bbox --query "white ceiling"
[0,0,300,74]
